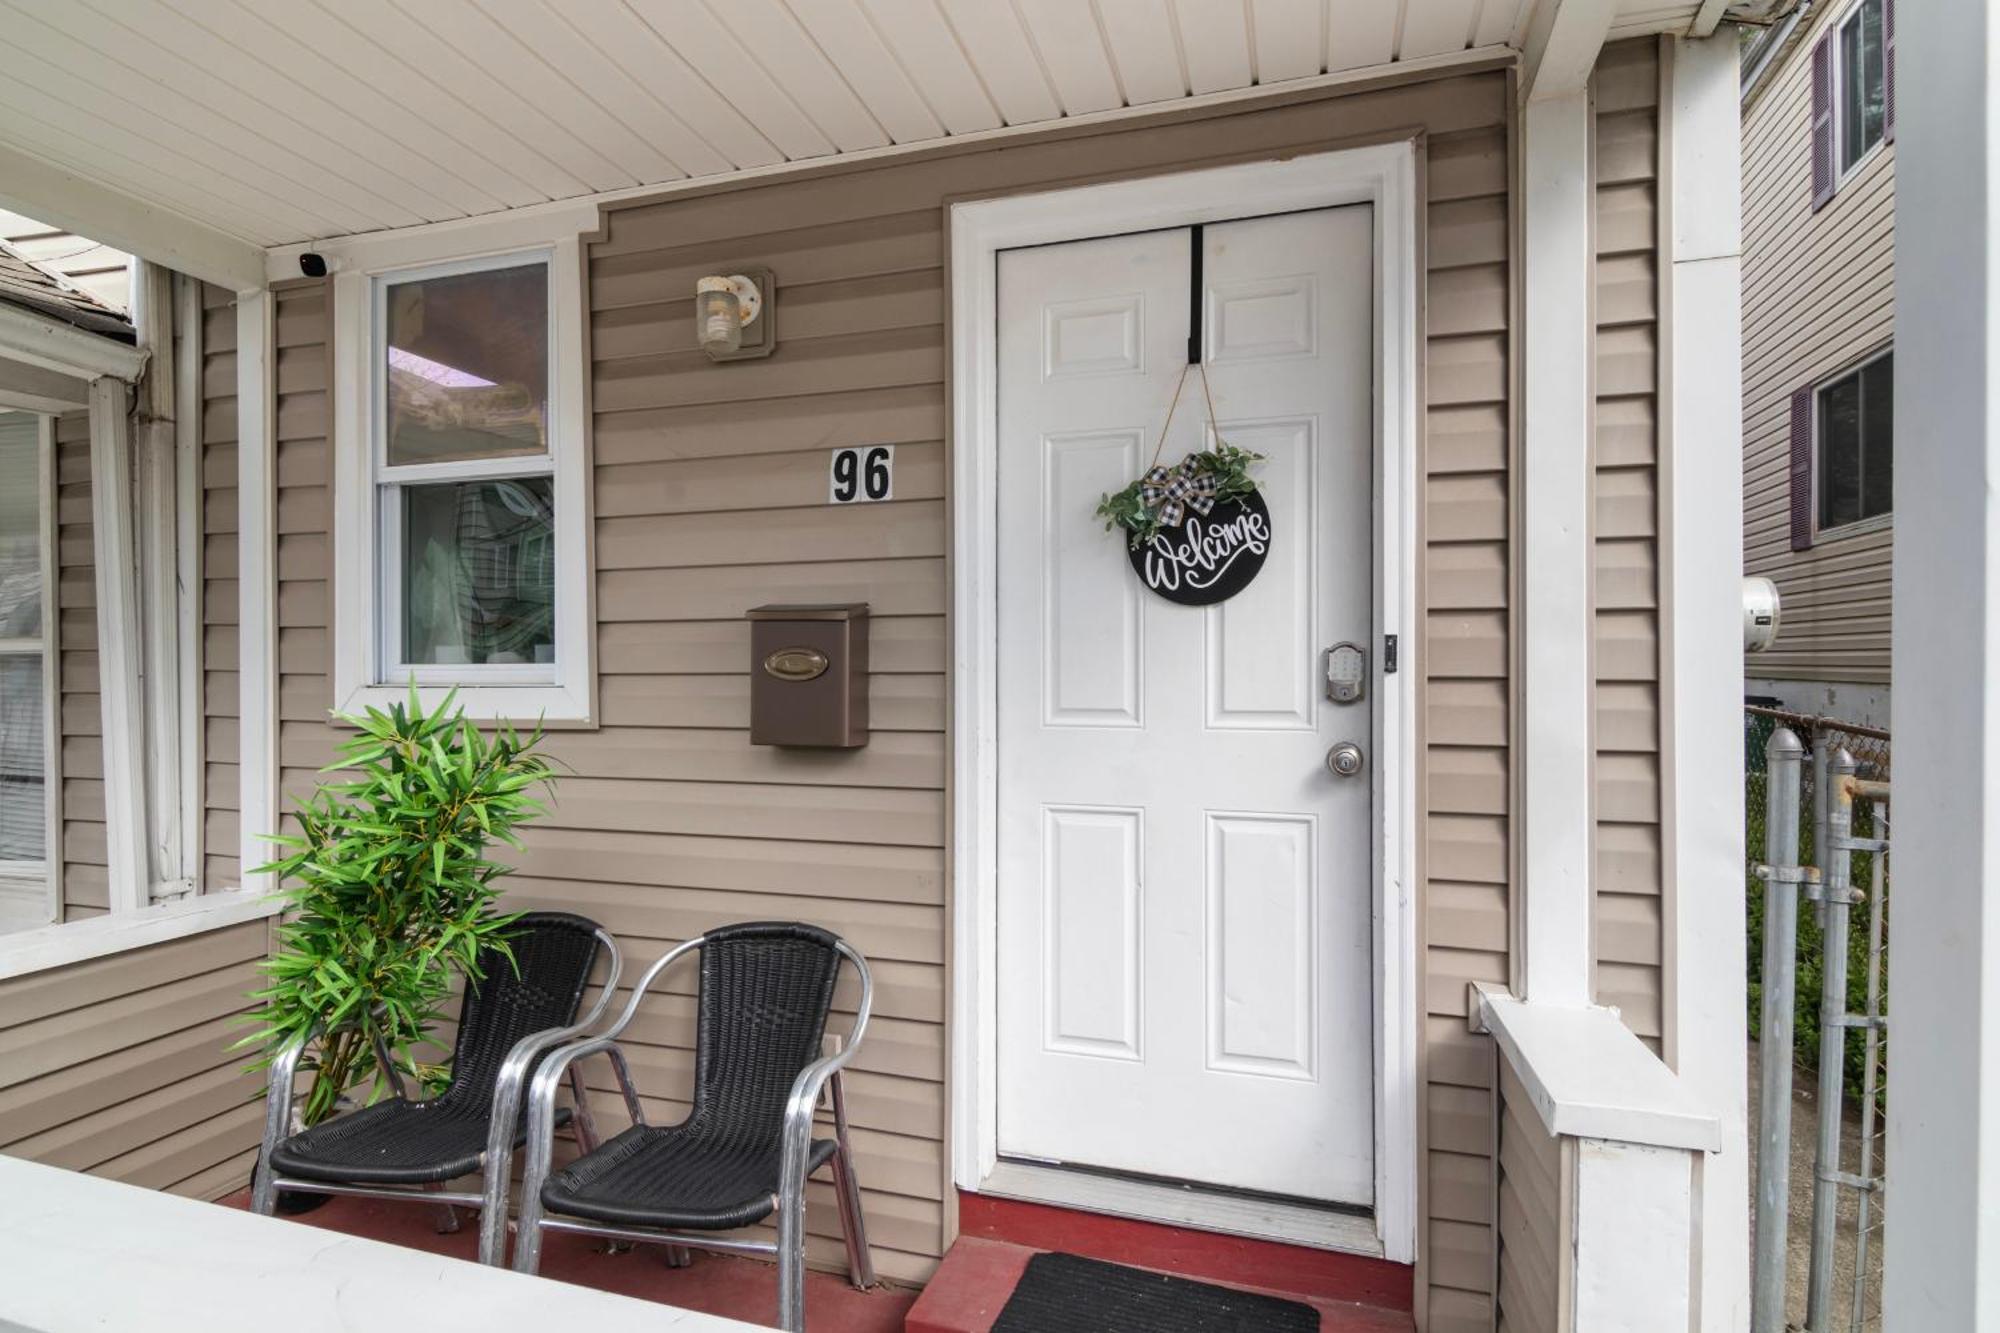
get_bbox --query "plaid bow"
[1139,457,1219,529]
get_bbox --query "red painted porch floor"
[217,1189,918,1333]
[218,1191,1412,1331]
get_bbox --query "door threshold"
[975,1161,1386,1259]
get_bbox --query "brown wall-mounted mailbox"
[747,603,869,748]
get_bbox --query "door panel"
[995,209,1376,1205]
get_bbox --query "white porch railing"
[1472,984,1723,1333]
[0,1155,760,1333]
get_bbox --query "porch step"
[904,1238,1413,1333]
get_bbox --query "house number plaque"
[1128,491,1272,606]
[829,445,893,503]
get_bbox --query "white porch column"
[1886,3,2000,1326]
[88,375,148,914]
[1663,32,1750,1333]
[235,290,277,889]
[1519,85,1597,1006]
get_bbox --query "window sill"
[0,888,284,982]
[1832,134,1891,197]
[334,680,597,729]
[1813,512,1892,545]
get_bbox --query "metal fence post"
[1812,732,1831,928]
[1851,799,1888,1330]
[1807,748,1858,1332]
[1754,726,1807,1333]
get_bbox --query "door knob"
[1326,741,1365,778]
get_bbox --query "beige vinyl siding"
[269,283,337,845]
[1592,39,1666,1049]
[200,284,241,890]
[267,70,1518,1314]
[1494,1055,1569,1333]
[53,409,107,921]
[0,918,268,1199]
[1742,0,1895,685]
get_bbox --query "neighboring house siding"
[54,410,106,921]
[266,71,1535,1320]
[1743,1,1895,687]
[0,919,267,1199]
[1592,40,1666,1050]
[1494,1055,1568,1333]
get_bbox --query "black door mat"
[991,1251,1320,1333]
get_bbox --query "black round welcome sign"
[1129,491,1272,605]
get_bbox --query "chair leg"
[828,1069,876,1290]
[426,1181,462,1235]
[250,1151,279,1217]
[664,1245,693,1268]
[566,1065,602,1155]
[830,1144,877,1291]
[777,1187,807,1332]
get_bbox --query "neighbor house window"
[1837,0,1888,175]
[0,412,54,932]
[333,236,592,722]
[1817,351,1893,533]
[1810,0,1894,211]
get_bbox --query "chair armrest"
[779,941,874,1193]
[476,929,624,1266]
[250,1018,323,1214]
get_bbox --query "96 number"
[830,445,893,503]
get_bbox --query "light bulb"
[696,278,743,355]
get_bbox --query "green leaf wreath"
[1097,442,1265,550]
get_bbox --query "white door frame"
[947,140,1422,1263]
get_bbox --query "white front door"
[995,208,1377,1206]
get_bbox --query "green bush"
[239,688,555,1126]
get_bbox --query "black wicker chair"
[251,911,620,1266]
[510,922,877,1331]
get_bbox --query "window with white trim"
[1817,349,1893,534]
[1836,0,1888,177]
[0,411,55,933]
[333,238,593,722]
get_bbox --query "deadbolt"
[1327,741,1365,778]
[1324,642,1366,704]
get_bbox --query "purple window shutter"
[1790,387,1815,551]
[1885,0,1896,143]
[1811,33,1835,210]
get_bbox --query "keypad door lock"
[1327,741,1365,778]
[1324,642,1367,704]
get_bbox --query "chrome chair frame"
[510,932,877,1333]
[250,924,623,1267]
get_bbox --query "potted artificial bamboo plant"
[240,688,555,1206]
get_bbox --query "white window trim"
[0,888,283,982]
[0,309,268,980]
[947,140,1421,1263]
[0,413,60,928]
[1811,344,1895,541]
[331,227,594,724]
[1831,0,1890,189]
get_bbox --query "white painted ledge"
[0,1156,758,1332]
[0,888,283,981]
[1471,982,1723,1153]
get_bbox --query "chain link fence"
[1746,706,1889,1333]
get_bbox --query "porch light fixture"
[696,269,775,361]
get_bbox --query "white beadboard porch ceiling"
[0,0,1708,250]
